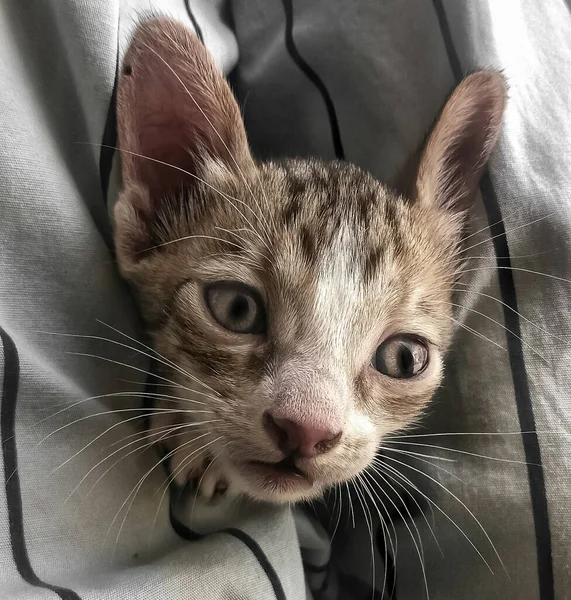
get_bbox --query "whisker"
[331,484,343,543]
[214,226,272,258]
[459,265,571,285]
[69,420,217,503]
[45,408,213,473]
[112,436,218,555]
[385,430,570,440]
[36,390,211,425]
[384,441,543,468]
[379,447,466,484]
[382,447,457,463]
[360,472,402,598]
[88,421,194,466]
[452,284,570,344]
[373,458,495,574]
[444,315,507,352]
[147,234,265,259]
[65,351,216,397]
[376,454,507,575]
[457,213,554,257]
[187,445,229,525]
[368,462,443,558]
[149,441,228,548]
[107,433,216,553]
[444,300,548,362]
[359,477,390,600]
[362,468,429,599]
[80,142,266,239]
[463,249,558,260]
[116,378,185,389]
[345,482,356,529]
[97,320,222,396]
[352,478,376,600]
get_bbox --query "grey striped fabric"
[1,1,570,599]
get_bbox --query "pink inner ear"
[134,113,200,198]
[136,120,198,200]
[117,18,249,202]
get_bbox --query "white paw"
[194,459,229,502]
[171,452,229,503]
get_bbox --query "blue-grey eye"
[205,282,266,334]
[372,336,428,378]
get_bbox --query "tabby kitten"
[113,18,506,504]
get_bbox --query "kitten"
[114,18,506,505]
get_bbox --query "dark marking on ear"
[123,65,132,76]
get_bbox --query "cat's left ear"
[415,71,507,213]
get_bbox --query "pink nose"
[263,411,341,457]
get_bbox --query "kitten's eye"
[204,282,266,334]
[372,336,429,379]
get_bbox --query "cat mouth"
[239,456,313,490]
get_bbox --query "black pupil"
[230,294,250,321]
[399,344,414,374]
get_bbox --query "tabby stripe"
[431,2,555,598]
[0,326,82,600]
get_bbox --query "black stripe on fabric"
[430,2,555,598]
[0,327,82,600]
[430,0,463,80]
[168,493,204,541]
[99,70,118,206]
[169,495,286,600]
[480,175,555,598]
[280,0,345,160]
[184,0,204,43]
[224,528,287,600]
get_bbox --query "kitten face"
[114,19,506,503]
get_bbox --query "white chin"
[228,461,325,504]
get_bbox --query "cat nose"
[263,411,341,458]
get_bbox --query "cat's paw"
[178,456,229,504]
[192,459,229,502]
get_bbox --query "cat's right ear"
[414,71,507,214]
[114,18,253,261]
